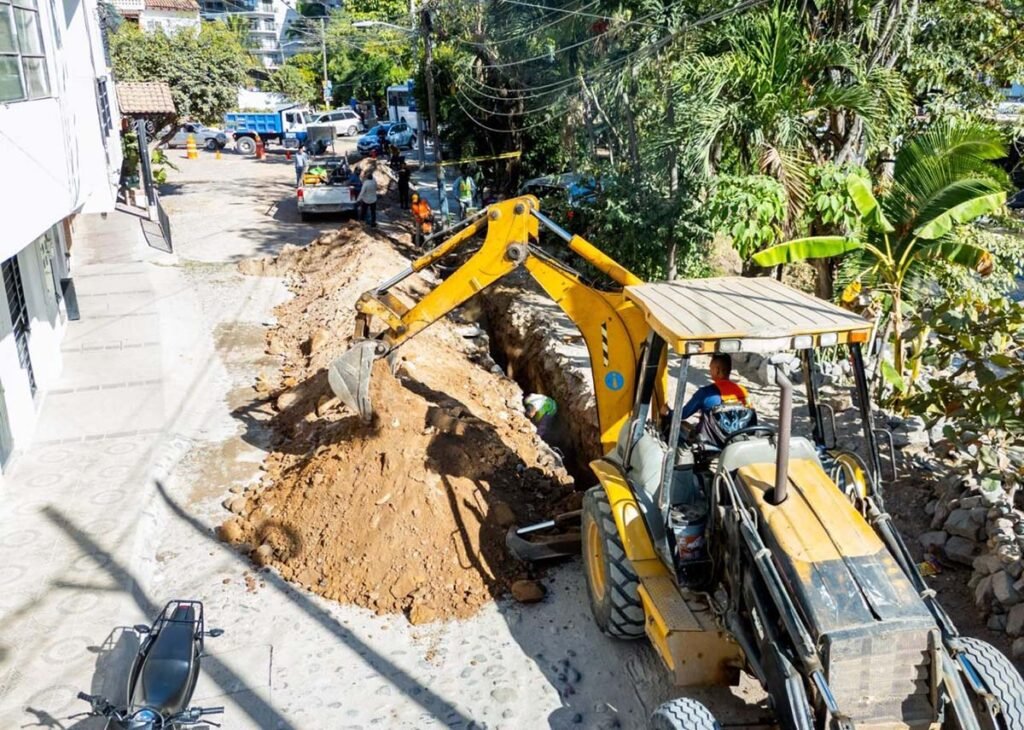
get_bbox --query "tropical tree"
[753,119,1007,391]
[683,5,909,218]
[109,23,252,125]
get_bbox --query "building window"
[96,77,112,135]
[0,0,50,102]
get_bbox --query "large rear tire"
[236,136,256,155]
[650,698,720,729]
[581,486,645,639]
[958,636,1024,729]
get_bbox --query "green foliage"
[708,175,786,260]
[268,62,319,106]
[325,14,413,104]
[906,294,1024,435]
[110,22,251,124]
[908,0,1024,109]
[806,163,865,233]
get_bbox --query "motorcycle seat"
[137,605,198,714]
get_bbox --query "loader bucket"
[328,340,383,421]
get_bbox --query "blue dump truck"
[223,105,315,154]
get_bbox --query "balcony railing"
[112,0,145,12]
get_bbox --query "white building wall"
[140,9,200,33]
[0,0,120,463]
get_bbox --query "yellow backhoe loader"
[328,197,1024,729]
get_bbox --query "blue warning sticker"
[604,371,625,391]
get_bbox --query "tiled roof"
[144,0,199,11]
[115,82,177,114]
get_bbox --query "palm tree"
[754,119,1007,392]
[684,4,909,221]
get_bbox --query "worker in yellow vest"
[453,168,477,221]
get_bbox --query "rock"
[267,335,286,356]
[925,500,938,516]
[944,509,982,541]
[991,571,1022,607]
[253,543,274,567]
[1009,560,1024,581]
[315,395,337,417]
[491,501,516,528]
[408,600,438,625]
[1013,637,1024,660]
[946,536,980,566]
[275,390,299,411]
[1008,604,1024,637]
[928,417,948,445]
[222,496,247,515]
[217,518,244,544]
[988,614,1009,632]
[309,328,330,355]
[510,579,546,603]
[974,554,1005,576]
[975,575,994,610]
[919,531,948,551]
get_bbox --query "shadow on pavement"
[38,506,295,730]
[149,482,477,728]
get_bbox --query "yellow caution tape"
[440,150,522,167]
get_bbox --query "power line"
[500,0,667,30]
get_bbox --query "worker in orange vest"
[410,192,433,248]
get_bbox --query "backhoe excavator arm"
[328,196,658,453]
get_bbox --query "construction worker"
[356,170,378,227]
[397,160,411,209]
[410,192,432,248]
[453,168,476,220]
[293,147,309,187]
[678,353,756,447]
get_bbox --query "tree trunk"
[812,258,834,300]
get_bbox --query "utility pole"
[420,6,446,218]
[320,17,329,107]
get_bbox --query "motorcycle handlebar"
[77,692,94,702]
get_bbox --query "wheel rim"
[585,519,606,600]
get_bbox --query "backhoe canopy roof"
[624,276,871,355]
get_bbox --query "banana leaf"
[752,236,863,267]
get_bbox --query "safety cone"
[215,147,222,160]
[285,149,292,161]
[254,132,265,160]
[186,134,198,160]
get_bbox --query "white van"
[313,109,365,137]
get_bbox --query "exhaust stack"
[769,367,792,505]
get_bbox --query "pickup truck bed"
[297,157,357,220]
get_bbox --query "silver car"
[313,109,365,137]
[166,122,227,151]
[385,121,417,149]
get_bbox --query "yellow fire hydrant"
[186,134,198,160]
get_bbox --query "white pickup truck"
[297,157,358,221]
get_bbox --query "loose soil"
[223,219,573,624]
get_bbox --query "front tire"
[581,486,645,639]
[959,636,1024,729]
[347,125,358,136]
[407,135,417,149]
[651,698,720,729]
[204,138,218,151]
[236,136,256,155]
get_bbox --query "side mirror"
[133,624,151,635]
[206,628,224,638]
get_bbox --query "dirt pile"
[223,223,573,623]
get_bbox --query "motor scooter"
[76,600,224,729]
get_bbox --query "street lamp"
[351,14,445,217]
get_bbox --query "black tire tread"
[650,697,720,729]
[959,636,1024,729]
[583,487,645,639]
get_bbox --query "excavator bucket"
[327,340,382,421]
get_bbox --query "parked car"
[519,173,598,207]
[165,122,227,151]
[313,109,364,137]
[356,123,395,154]
[297,156,357,221]
[386,121,417,149]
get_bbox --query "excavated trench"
[475,275,602,487]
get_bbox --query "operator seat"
[134,604,199,714]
